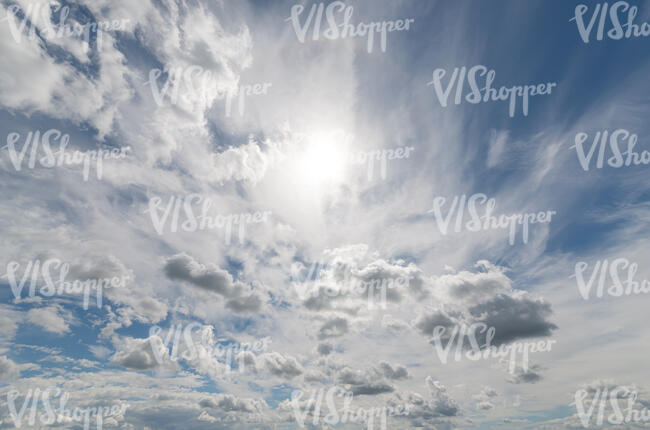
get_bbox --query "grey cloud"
[226,293,262,314]
[317,317,349,340]
[163,253,263,314]
[469,294,557,345]
[199,394,263,413]
[110,336,173,370]
[507,364,543,384]
[317,342,334,356]
[164,253,233,296]
[260,352,303,378]
[379,361,409,380]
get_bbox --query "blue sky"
[1,0,650,429]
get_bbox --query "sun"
[295,131,350,190]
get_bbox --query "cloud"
[211,138,285,185]
[414,262,557,347]
[225,293,262,314]
[163,253,263,314]
[199,394,265,413]
[26,305,70,334]
[0,3,132,138]
[0,306,20,340]
[334,362,411,396]
[379,361,409,380]
[110,335,175,370]
[317,317,349,340]
[317,343,333,356]
[164,253,234,296]
[0,356,20,380]
[507,364,543,384]
[259,352,303,379]
[473,386,498,410]
[469,294,557,345]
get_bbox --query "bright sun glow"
[295,132,349,190]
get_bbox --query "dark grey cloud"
[414,309,458,337]
[164,253,233,296]
[379,361,409,380]
[469,294,557,345]
[163,253,263,314]
[317,342,333,356]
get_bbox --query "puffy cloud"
[0,3,132,138]
[387,378,460,428]
[164,253,234,296]
[259,352,303,379]
[163,253,263,314]
[211,138,285,185]
[473,386,498,410]
[0,356,20,380]
[414,262,557,348]
[26,305,71,334]
[334,361,411,396]
[110,335,175,370]
[379,361,409,380]
[469,294,557,345]
[199,394,265,413]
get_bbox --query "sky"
[0,0,650,429]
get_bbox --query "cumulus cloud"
[164,253,234,295]
[259,352,303,379]
[414,262,557,348]
[333,361,409,396]
[199,394,265,413]
[473,386,498,410]
[110,335,175,370]
[0,3,132,138]
[163,253,263,314]
[211,138,285,184]
[0,356,21,380]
